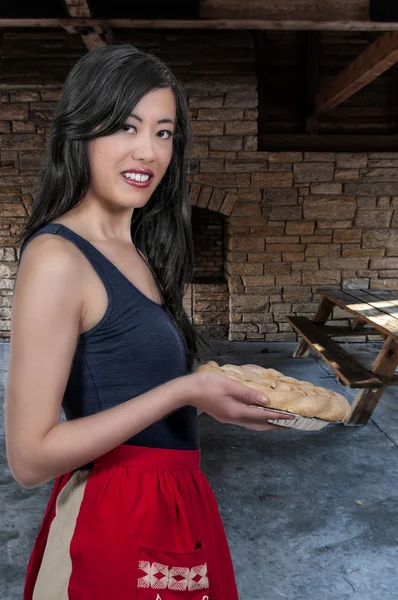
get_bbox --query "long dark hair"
[16,44,202,370]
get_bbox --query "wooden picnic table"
[286,288,398,426]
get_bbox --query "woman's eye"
[157,130,173,140]
[121,124,136,133]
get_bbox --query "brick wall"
[1,30,398,341]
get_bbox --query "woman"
[6,45,293,599]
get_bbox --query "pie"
[196,361,351,423]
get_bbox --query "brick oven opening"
[183,206,229,340]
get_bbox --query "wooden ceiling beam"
[2,19,398,31]
[310,31,398,116]
[63,1,113,50]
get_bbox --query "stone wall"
[0,30,398,341]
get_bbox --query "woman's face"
[87,87,176,210]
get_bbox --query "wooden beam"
[63,2,112,51]
[311,31,398,116]
[201,0,369,22]
[2,19,398,31]
[258,133,398,152]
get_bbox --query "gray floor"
[1,340,397,600]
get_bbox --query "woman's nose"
[131,134,155,163]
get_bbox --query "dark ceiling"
[0,0,201,19]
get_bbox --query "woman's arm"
[6,235,291,489]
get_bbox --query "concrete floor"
[1,340,397,600]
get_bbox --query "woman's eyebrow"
[130,113,175,125]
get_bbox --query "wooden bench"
[286,289,398,426]
[286,316,383,389]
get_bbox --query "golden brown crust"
[196,361,351,422]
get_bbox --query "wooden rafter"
[311,31,398,117]
[63,2,113,50]
[2,19,398,31]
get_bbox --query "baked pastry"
[196,361,351,429]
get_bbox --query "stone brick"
[248,253,281,262]
[302,271,341,285]
[244,136,257,151]
[334,169,359,182]
[369,159,398,168]
[317,220,352,229]
[345,182,398,196]
[242,313,274,323]
[304,197,356,219]
[241,276,276,287]
[342,244,384,258]
[220,192,237,216]
[197,108,244,121]
[268,162,293,172]
[209,136,243,151]
[225,121,257,135]
[262,187,298,206]
[356,210,392,228]
[371,257,398,269]
[194,173,236,186]
[200,159,224,173]
[238,189,262,201]
[252,172,293,187]
[304,152,335,162]
[333,229,362,243]
[230,294,270,311]
[320,258,369,269]
[311,183,342,195]
[336,153,368,168]
[197,185,213,208]
[19,150,44,170]
[231,323,259,333]
[301,235,332,244]
[224,91,258,108]
[285,221,314,235]
[236,174,251,186]
[276,274,302,285]
[0,204,26,217]
[267,244,304,255]
[189,96,224,108]
[227,263,263,276]
[229,236,264,251]
[268,206,302,221]
[40,90,61,102]
[392,211,398,227]
[379,270,398,278]
[283,287,313,302]
[10,91,39,102]
[377,197,391,209]
[0,103,28,120]
[12,121,36,133]
[363,168,398,181]
[305,244,341,258]
[363,229,398,248]
[370,279,398,290]
[250,226,285,236]
[266,236,300,244]
[233,202,262,216]
[244,109,258,120]
[294,162,334,183]
[226,159,267,173]
[269,152,303,162]
[191,121,224,135]
[0,134,45,150]
[285,253,306,262]
[357,197,377,209]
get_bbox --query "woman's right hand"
[185,371,296,431]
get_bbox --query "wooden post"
[346,335,398,425]
[293,296,334,358]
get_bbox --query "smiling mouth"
[121,170,154,188]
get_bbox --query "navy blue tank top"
[19,223,200,450]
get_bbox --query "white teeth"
[123,172,150,182]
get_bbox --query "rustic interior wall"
[0,29,397,341]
